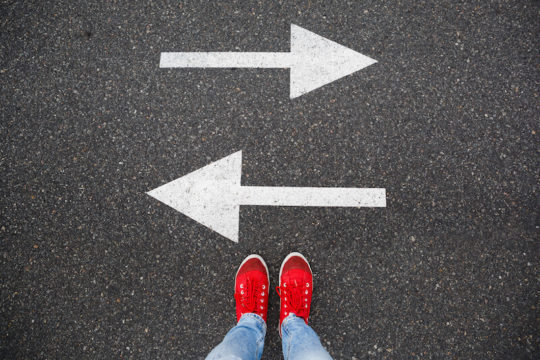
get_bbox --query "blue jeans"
[206,313,332,360]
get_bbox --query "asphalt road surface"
[1,1,538,359]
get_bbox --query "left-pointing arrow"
[160,24,377,98]
[147,151,386,243]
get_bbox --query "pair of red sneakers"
[234,252,313,335]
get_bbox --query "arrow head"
[147,151,243,242]
[289,24,377,98]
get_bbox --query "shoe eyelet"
[260,305,263,309]
[285,311,288,315]
[261,292,265,296]
[305,290,308,294]
[304,304,308,308]
[284,304,287,308]
[262,285,266,289]
[284,297,287,301]
[260,299,264,303]
[241,290,244,294]
[306,283,309,287]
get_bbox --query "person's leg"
[281,314,332,360]
[206,254,270,360]
[206,313,266,360]
[276,252,333,360]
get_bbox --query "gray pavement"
[1,0,538,359]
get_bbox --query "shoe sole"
[277,252,313,336]
[235,254,270,288]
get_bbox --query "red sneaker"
[234,254,270,322]
[275,252,313,335]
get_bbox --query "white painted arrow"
[147,151,386,242]
[160,24,377,98]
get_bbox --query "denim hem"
[239,313,267,333]
[281,313,301,337]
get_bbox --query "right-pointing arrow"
[160,24,377,98]
[147,151,386,242]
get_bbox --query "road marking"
[147,151,386,242]
[160,24,377,98]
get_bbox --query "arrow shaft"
[160,52,292,68]
[239,186,386,207]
